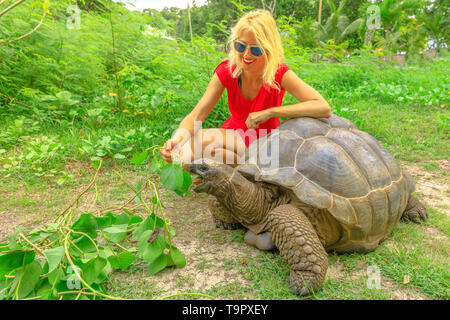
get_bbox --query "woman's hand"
[245,109,272,129]
[160,136,183,163]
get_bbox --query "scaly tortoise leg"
[267,204,328,296]
[208,196,242,230]
[401,195,428,223]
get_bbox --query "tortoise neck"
[220,171,290,227]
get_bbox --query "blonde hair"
[227,9,285,91]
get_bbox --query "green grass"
[366,223,449,299]
[230,230,246,243]
[427,208,450,235]
[421,162,441,171]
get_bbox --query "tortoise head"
[188,159,236,197]
[189,159,289,227]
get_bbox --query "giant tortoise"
[189,114,428,295]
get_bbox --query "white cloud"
[117,0,208,12]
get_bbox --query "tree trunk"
[318,0,323,25]
[187,2,193,41]
[261,0,277,15]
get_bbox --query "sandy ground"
[403,160,450,212]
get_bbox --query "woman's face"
[236,29,266,75]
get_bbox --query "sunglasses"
[234,41,264,57]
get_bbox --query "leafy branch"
[0,0,50,46]
[0,0,26,19]
[0,152,212,300]
[1,11,47,45]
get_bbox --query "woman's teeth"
[243,58,255,64]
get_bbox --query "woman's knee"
[210,147,239,165]
[180,129,245,165]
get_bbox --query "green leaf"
[8,228,22,250]
[43,246,64,274]
[113,153,126,160]
[69,236,98,258]
[141,235,166,263]
[71,213,98,239]
[91,160,101,168]
[182,170,192,194]
[29,231,52,243]
[115,212,131,225]
[13,260,42,299]
[0,251,35,276]
[160,164,185,196]
[95,212,118,229]
[161,163,191,196]
[130,150,148,165]
[137,230,153,258]
[147,254,170,275]
[121,147,133,153]
[103,225,128,243]
[36,283,57,300]
[81,257,107,285]
[169,246,186,268]
[133,215,155,240]
[47,267,63,287]
[150,156,162,173]
[128,215,143,226]
[155,216,165,228]
[108,252,136,270]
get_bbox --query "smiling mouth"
[243,58,255,64]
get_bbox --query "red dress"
[214,60,290,147]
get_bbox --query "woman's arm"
[160,73,224,161]
[271,70,331,118]
[245,70,331,129]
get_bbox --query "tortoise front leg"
[267,204,328,296]
[401,195,428,223]
[208,196,242,230]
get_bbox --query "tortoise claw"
[289,271,319,296]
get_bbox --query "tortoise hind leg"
[208,196,242,230]
[267,204,328,296]
[401,195,428,223]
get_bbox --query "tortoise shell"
[238,115,414,251]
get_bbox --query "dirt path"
[403,160,450,212]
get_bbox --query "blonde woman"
[160,9,331,168]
